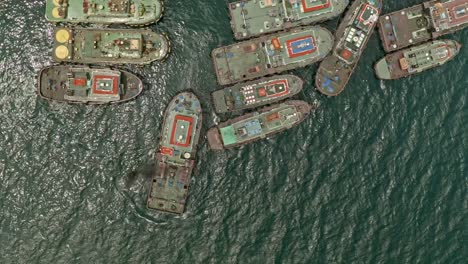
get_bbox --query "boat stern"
[37,66,52,100]
[211,90,229,114]
[289,100,313,117]
[212,47,235,86]
[374,58,392,80]
[298,102,313,116]
[120,70,144,102]
[207,127,225,150]
[288,75,305,95]
[147,197,185,215]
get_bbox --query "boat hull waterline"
[147,92,203,215]
[207,100,313,150]
[37,65,143,104]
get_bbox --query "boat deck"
[147,155,194,214]
[315,56,353,96]
[375,51,406,79]
[207,100,312,150]
[378,0,468,52]
[38,66,142,104]
[45,0,163,25]
[220,105,299,146]
[211,75,303,113]
[375,39,461,79]
[378,4,432,52]
[426,0,468,37]
[53,28,169,64]
[334,2,380,64]
[212,26,333,85]
[316,0,382,96]
[147,93,202,214]
[228,0,349,39]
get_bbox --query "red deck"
[73,78,86,86]
[160,146,174,156]
[169,115,194,147]
[436,44,451,60]
[262,80,289,97]
[301,0,331,13]
[92,75,119,95]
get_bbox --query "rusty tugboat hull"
[378,0,468,53]
[212,26,334,86]
[211,74,304,114]
[147,92,203,215]
[315,0,383,96]
[37,65,143,104]
[374,39,461,80]
[207,100,312,150]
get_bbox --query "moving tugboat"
[52,27,170,65]
[229,0,349,40]
[147,92,203,215]
[378,0,468,52]
[375,39,461,80]
[212,26,334,86]
[37,65,142,104]
[315,0,382,96]
[211,74,303,114]
[45,0,164,26]
[207,100,312,150]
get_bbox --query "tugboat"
[52,27,170,65]
[147,92,203,215]
[212,26,334,86]
[45,0,164,26]
[374,39,461,80]
[378,0,468,52]
[211,74,303,114]
[207,100,312,150]
[315,0,383,96]
[37,65,143,104]
[229,0,349,40]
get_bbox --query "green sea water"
[0,0,466,263]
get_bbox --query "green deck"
[220,126,237,145]
[45,0,163,25]
[53,27,169,65]
[220,104,301,147]
[229,0,349,39]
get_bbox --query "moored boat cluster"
[40,0,169,104]
[374,0,466,80]
[37,0,467,215]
